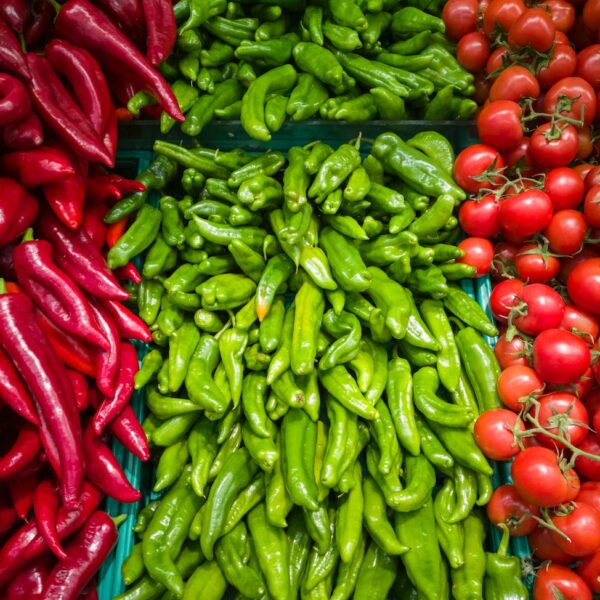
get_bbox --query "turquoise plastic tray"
[97,122,533,600]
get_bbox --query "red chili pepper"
[0,487,17,534]
[8,472,40,520]
[0,17,28,77]
[33,480,67,560]
[2,112,44,150]
[110,405,150,462]
[93,0,145,46]
[0,346,39,425]
[103,106,118,162]
[88,299,121,398]
[0,245,15,279]
[0,481,103,587]
[65,368,89,412]
[25,53,113,167]
[0,146,75,189]
[13,240,110,351]
[101,298,151,342]
[0,177,39,253]
[82,421,141,503]
[101,173,146,196]
[41,511,118,600]
[85,176,122,204]
[113,263,142,284]
[23,0,55,49]
[34,310,97,378]
[37,211,128,301]
[92,341,137,434]
[55,0,184,122]
[81,202,108,251]
[0,73,31,127]
[0,0,29,32]
[105,218,127,248]
[5,554,53,600]
[0,422,41,480]
[141,0,176,66]
[0,292,84,509]
[115,107,133,121]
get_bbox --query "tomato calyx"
[521,97,586,132]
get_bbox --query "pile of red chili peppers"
[0,0,178,597]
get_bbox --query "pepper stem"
[496,523,511,557]
[22,228,34,242]
[47,0,62,13]
[112,514,128,528]
[0,279,6,295]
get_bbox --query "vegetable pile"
[109,133,530,600]
[132,0,478,141]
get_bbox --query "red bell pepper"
[0,73,31,127]
[0,346,39,425]
[65,368,89,412]
[2,112,44,150]
[88,299,121,398]
[33,480,67,560]
[8,472,40,520]
[101,298,151,342]
[0,0,28,32]
[0,422,41,480]
[0,146,74,189]
[23,0,55,49]
[5,554,53,600]
[42,511,118,600]
[80,202,108,251]
[0,18,28,77]
[0,178,39,248]
[141,0,176,66]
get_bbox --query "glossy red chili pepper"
[0,178,39,248]
[14,240,110,350]
[0,146,74,189]
[0,422,41,480]
[105,218,127,248]
[86,177,122,204]
[92,341,137,434]
[5,554,53,600]
[0,73,31,127]
[42,511,117,600]
[0,245,15,279]
[33,480,67,560]
[0,18,28,77]
[25,53,113,167]
[0,292,84,509]
[141,0,176,66]
[23,0,55,49]
[0,346,39,425]
[2,112,44,150]
[0,494,17,534]
[106,71,137,108]
[104,107,118,160]
[88,299,121,397]
[101,298,151,342]
[65,368,89,412]
[81,202,108,251]
[93,0,145,45]
[8,472,40,520]
[55,0,183,121]
[109,406,150,462]
[83,421,141,502]
[38,211,128,301]
[0,481,103,587]
[0,0,28,32]
[113,263,143,284]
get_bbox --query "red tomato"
[544,210,587,255]
[535,392,589,447]
[576,163,595,181]
[453,144,505,193]
[495,332,531,368]
[442,0,479,41]
[575,433,600,480]
[512,446,580,507]
[487,484,540,535]
[474,408,524,460]
[490,279,524,322]
[483,0,527,37]
[489,65,541,102]
[542,0,576,32]
[486,46,509,75]
[529,526,576,564]
[576,481,600,513]
[491,242,518,280]
[594,406,600,434]
[559,246,599,282]
[458,195,501,238]
[572,15,598,51]
[576,45,600,91]
[477,100,523,151]
[456,237,494,277]
[544,77,597,126]
[498,365,544,410]
[554,30,570,45]
[578,126,595,160]
[499,189,554,238]
[568,258,600,315]
[584,186,600,227]
[457,32,490,73]
[533,329,591,385]
[508,8,556,52]
[538,43,577,90]
[545,167,586,211]
[551,503,600,557]
[473,72,492,104]
[512,283,566,336]
[585,167,600,191]
[529,122,579,168]
[515,243,560,283]
[577,550,600,593]
[534,563,593,600]
[502,137,533,170]
[561,305,599,345]
[583,0,600,33]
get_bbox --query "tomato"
[502,137,533,170]
[593,406,600,435]
[495,332,531,368]
[542,0,576,32]
[561,305,599,345]
[456,237,494,277]
[486,46,509,75]
[442,0,479,41]
[577,482,600,513]
[572,15,598,51]
[453,144,504,193]
[508,8,556,52]
[490,279,524,322]
[575,433,600,480]
[489,65,541,102]
[578,126,595,160]
[458,195,501,238]
[576,45,600,91]
[499,189,554,238]
[583,0,600,33]
[576,163,595,181]
[514,243,560,283]
[477,100,523,151]
[483,0,526,37]
[512,283,566,336]
[529,122,579,168]
[551,503,600,557]
[512,446,579,507]
[554,30,570,45]
[474,408,524,460]
[535,392,589,447]
[491,242,518,280]
[585,167,600,191]
[577,550,600,593]
[544,210,587,255]
[559,245,600,282]
[534,563,593,600]
[529,526,576,564]
[584,186,600,228]
[498,365,544,410]
[544,77,597,126]
[487,484,540,536]
[538,43,577,90]
[568,258,600,315]
[533,329,591,385]
[456,32,490,73]
[473,72,492,104]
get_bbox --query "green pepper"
[444,286,498,336]
[415,414,454,471]
[354,540,398,600]
[215,99,242,119]
[286,73,329,122]
[197,273,256,310]
[362,11,392,49]
[242,421,279,472]
[370,87,407,119]
[368,398,401,475]
[153,141,230,179]
[291,279,325,376]
[376,51,434,73]
[287,509,312,598]
[154,438,189,492]
[183,561,227,600]
[320,310,362,370]
[360,231,418,267]
[292,41,345,88]
[222,475,266,535]
[389,30,431,54]
[392,6,445,33]
[329,0,368,31]
[323,21,362,51]
[323,215,369,240]
[407,131,455,176]
[434,478,465,569]
[204,16,259,46]
[228,151,286,188]
[179,0,226,32]
[237,175,283,211]
[319,365,378,420]
[308,141,362,202]
[142,235,177,278]
[235,33,298,68]
[167,320,200,393]
[419,44,474,94]
[121,542,144,586]
[365,267,410,339]
[264,94,288,133]
[188,419,218,498]
[336,421,369,494]
[299,369,321,422]
[302,5,324,45]
[440,262,477,280]
[449,464,478,523]
[194,309,226,333]
[227,240,265,283]
[267,303,295,384]
[330,535,365,600]
[160,80,199,134]
[451,511,487,600]
[304,143,333,175]
[135,349,163,390]
[255,15,288,41]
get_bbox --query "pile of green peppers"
[132,0,477,140]
[112,132,528,600]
